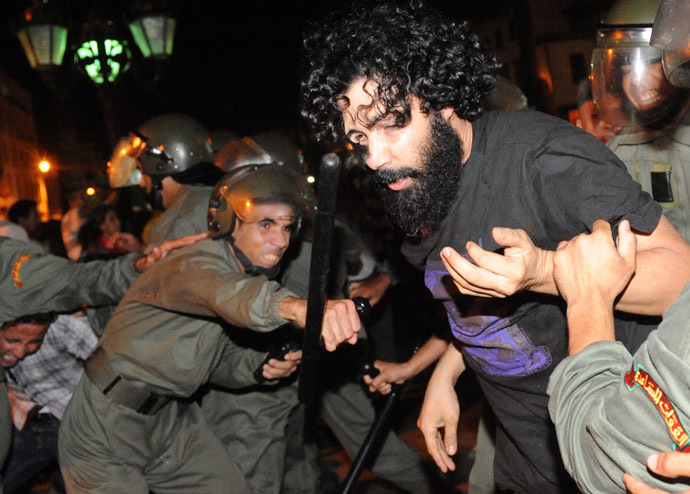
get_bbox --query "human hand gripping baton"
[298,153,342,404]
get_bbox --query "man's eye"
[284,224,294,233]
[259,221,271,229]
[349,133,367,146]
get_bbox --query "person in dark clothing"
[300,2,690,492]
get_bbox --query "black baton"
[342,342,421,494]
[298,153,342,404]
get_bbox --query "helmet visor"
[592,27,679,127]
[652,1,690,87]
[107,136,145,188]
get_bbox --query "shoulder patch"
[625,362,690,452]
[11,253,38,288]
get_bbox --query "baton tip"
[320,153,341,169]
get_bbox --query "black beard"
[374,113,464,237]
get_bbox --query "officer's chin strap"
[149,176,165,212]
[228,236,280,280]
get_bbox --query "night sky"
[0,0,504,163]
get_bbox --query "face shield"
[107,135,146,188]
[592,27,682,128]
[651,0,690,87]
[208,164,305,239]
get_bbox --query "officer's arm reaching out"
[553,221,690,493]
[278,297,360,351]
[552,219,636,354]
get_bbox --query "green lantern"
[74,37,132,84]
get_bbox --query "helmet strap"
[149,176,165,211]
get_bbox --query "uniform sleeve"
[548,288,690,493]
[131,247,296,332]
[206,339,266,389]
[0,239,139,325]
[547,342,633,493]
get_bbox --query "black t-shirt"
[403,110,662,493]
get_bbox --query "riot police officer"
[108,113,224,245]
[591,0,690,240]
[58,164,359,493]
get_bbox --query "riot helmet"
[208,164,305,276]
[214,132,303,173]
[107,136,144,188]
[651,0,690,87]
[214,132,315,218]
[484,76,528,112]
[591,0,686,128]
[135,113,215,177]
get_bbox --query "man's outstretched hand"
[440,226,552,298]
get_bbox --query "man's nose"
[271,230,290,248]
[13,345,28,360]
[365,134,391,171]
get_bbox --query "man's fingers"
[649,451,690,478]
[432,431,456,472]
[591,219,613,235]
[283,350,302,361]
[617,220,637,265]
[492,226,528,248]
[622,472,666,494]
[321,299,361,351]
[443,421,458,457]
[160,232,208,254]
[420,427,450,472]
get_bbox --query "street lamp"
[73,20,133,85]
[37,159,51,220]
[16,0,176,80]
[128,0,176,60]
[16,0,68,72]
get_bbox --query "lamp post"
[15,0,177,187]
[37,159,50,221]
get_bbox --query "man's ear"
[441,107,455,121]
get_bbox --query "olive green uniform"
[0,237,143,493]
[147,184,214,248]
[58,238,297,493]
[139,183,305,493]
[608,108,690,241]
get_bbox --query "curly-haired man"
[300,2,690,492]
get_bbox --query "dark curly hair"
[300,1,500,144]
